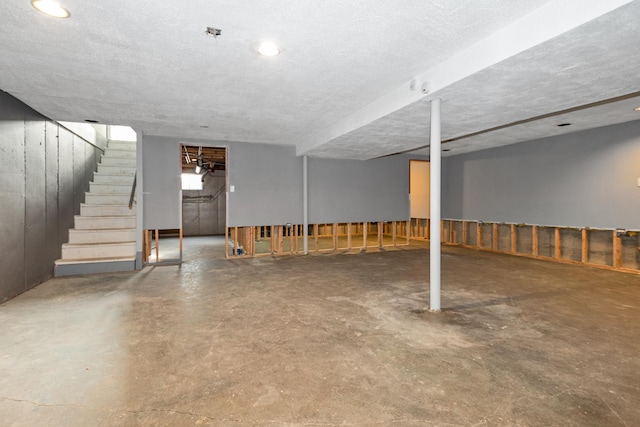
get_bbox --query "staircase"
[54,140,137,276]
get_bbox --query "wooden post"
[314,224,319,252]
[532,225,538,256]
[378,221,383,247]
[347,223,352,250]
[278,226,284,253]
[449,220,455,244]
[333,223,338,250]
[462,221,468,246]
[155,229,159,262]
[477,223,483,249]
[492,223,498,250]
[270,225,275,254]
[392,221,397,246]
[440,220,445,242]
[363,222,368,249]
[581,228,589,264]
[510,224,517,253]
[554,227,561,259]
[613,230,622,269]
[406,220,411,245]
[234,227,239,256]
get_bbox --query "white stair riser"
[75,215,136,230]
[85,193,130,205]
[69,228,136,244]
[98,165,137,175]
[62,243,136,260]
[107,141,136,151]
[81,204,132,217]
[93,173,135,185]
[99,157,137,167]
[103,149,136,159]
[89,183,132,194]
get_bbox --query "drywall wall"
[308,156,410,224]
[410,160,430,218]
[142,135,182,229]
[142,135,412,228]
[0,90,103,302]
[443,120,640,229]
[227,142,303,226]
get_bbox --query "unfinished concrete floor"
[1,237,639,426]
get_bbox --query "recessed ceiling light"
[635,107,640,112]
[31,0,70,18]
[258,42,280,57]
[557,123,572,127]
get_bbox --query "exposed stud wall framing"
[435,219,640,274]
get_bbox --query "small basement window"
[181,173,203,190]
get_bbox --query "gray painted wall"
[142,135,182,229]
[308,156,410,224]
[142,135,411,228]
[0,90,103,302]
[443,120,640,229]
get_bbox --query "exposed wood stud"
[234,227,239,256]
[532,225,539,256]
[333,223,338,250]
[462,221,468,245]
[426,218,430,240]
[347,223,352,249]
[378,222,383,248]
[492,223,498,250]
[392,221,397,246]
[477,223,483,249]
[449,219,455,244]
[155,229,159,262]
[314,224,319,252]
[613,230,622,269]
[510,224,517,253]
[363,222,368,249]
[440,220,445,242]
[406,220,411,245]
[554,228,561,259]
[581,228,589,264]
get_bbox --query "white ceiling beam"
[296,0,633,157]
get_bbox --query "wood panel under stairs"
[55,140,137,276]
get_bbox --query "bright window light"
[258,42,280,57]
[181,173,203,190]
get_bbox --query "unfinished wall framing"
[439,219,640,274]
[225,221,412,258]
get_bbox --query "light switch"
[230,185,235,193]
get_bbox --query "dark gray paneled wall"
[0,91,101,302]
[308,156,410,224]
[443,120,640,229]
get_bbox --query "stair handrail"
[129,174,137,210]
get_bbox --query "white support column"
[303,155,309,255]
[429,99,441,312]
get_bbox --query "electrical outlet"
[229,185,235,193]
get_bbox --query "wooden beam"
[613,230,622,269]
[462,221,468,245]
[406,220,411,245]
[554,227,561,259]
[532,225,538,256]
[363,222,368,249]
[492,223,498,250]
[449,220,455,244]
[510,224,517,253]
[581,228,589,264]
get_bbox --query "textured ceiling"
[0,0,638,159]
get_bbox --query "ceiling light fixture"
[31,0,70,18]
[258,42,280,57]
[635,107,640,112]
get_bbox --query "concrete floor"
[1,237,639,426]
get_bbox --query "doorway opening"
[410,160,430,239]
